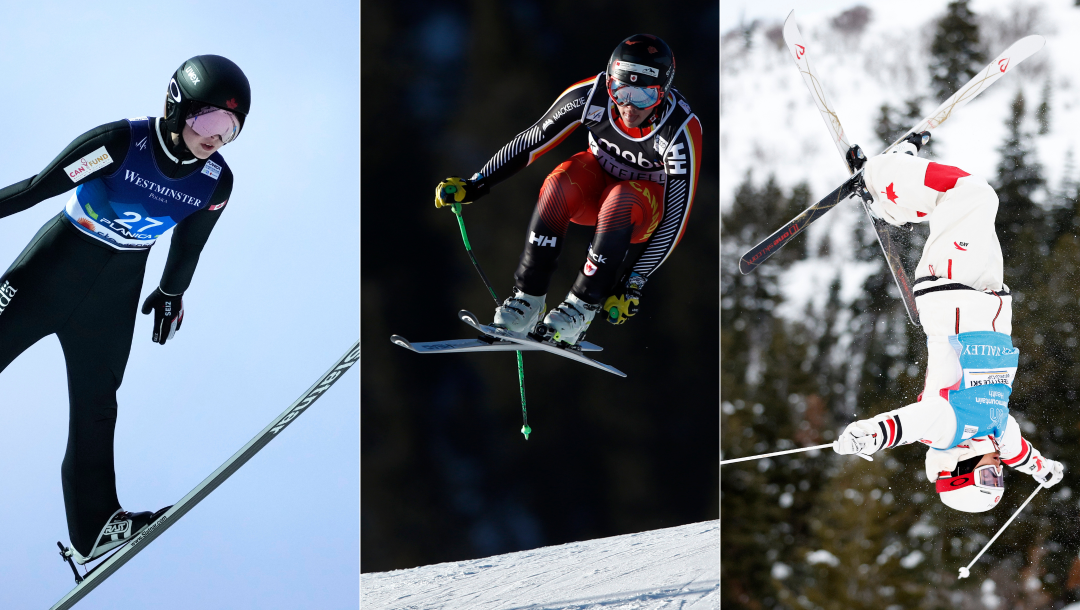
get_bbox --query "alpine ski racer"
[832,140,1065,512]
[0,55,249,563]
[434,33,703,346]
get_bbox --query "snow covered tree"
[929,0,985,103]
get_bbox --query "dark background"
[361,0,719,572]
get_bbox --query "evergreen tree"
[1037,80,1052,135]
[929,0,985,103]
[994,90,1047,277]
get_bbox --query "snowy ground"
[361,521,719,610]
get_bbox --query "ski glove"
[1009,445,1065,488]
[833,421,886,458]
[603,273,646,325]
[435,176,490,208]
[141,288,184,345]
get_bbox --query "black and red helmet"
[606,34,675,110]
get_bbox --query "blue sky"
[0,1,358,608]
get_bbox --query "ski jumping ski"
[49,341,360,610]
[740,19,1045,320]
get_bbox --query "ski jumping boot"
[492,287,546,335]
[542,293,600,346]
[67,507,171,565]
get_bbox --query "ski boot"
[541,293,600,346]
[67,507,171,565]
[492,287,546,335]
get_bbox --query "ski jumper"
[473,74,703,303]
[849,153,1051,479]
[0,117,232,555]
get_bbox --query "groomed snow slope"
[361,520,718,609]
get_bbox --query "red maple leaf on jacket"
[884,183,899,203]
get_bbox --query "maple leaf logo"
[883,183,899,203]
[226,98,238,110]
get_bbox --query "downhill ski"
[49,341,360,610]
[391,334,602,354]
[458,310,626,377]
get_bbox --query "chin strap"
[153,117,198,165]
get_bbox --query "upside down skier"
[0,55,249,563]
[434,34,703,346]
[832,137,1064,512]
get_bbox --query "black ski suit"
[0,116,232,555]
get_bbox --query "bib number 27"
[115,211,164,233]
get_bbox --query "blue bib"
[942,331,1018,447]
[64,117,225,250]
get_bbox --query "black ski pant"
[0,213,147,555]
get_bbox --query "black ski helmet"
[164,55,250,138]
[606,34,675,104]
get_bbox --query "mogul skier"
[832,135,1064,512]
[0,55,249,562]
[434,34,703,346]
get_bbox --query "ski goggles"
[935,464,1004,492]
[607,78,663,110]
[185,107,241,144]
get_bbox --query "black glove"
[603,273,646,325]
[140,288,184,345]
[435,176,490,208]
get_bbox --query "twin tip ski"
[741,13,1044,326]
[49,341,359,610]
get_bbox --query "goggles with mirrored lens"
[974,464,1004,489]
[186,107,241,144]
[607,78,663,110]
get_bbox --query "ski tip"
[784,8,795,23]
[389,335,414,351]
[738,258,755,275]
[458,310,480,327]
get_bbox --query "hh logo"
[954,241,968,251]
[529,232,556,247]
[883,183,899,203]
[999,58,1009,73]
[795,44,805,59]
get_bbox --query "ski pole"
[720,443,872,465]
[958,483,1043,579]
[450,202,532,439]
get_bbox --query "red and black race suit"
[474,73,703,302]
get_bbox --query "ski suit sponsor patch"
[940,331,1018,447]
[65,146,113,183]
